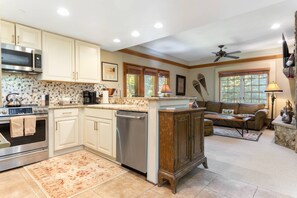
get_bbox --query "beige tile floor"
[0,163,293,198]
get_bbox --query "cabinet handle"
[62,112,72,115]
[17,36,20,44]
[55,122,58,131]
[94,121,96,130]
[12,35,15,43]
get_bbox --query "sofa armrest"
[254,109,268,130]
[255,109,268,118]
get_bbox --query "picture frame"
[101,62,118,82]
[176,75,186,95]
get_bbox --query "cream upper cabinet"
[0,21,41,49]
[75,40,101,83]
[1,21,15,45]
[42,32,75,82]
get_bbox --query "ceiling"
[0,0,294,64]
[140,0,297,65]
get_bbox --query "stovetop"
[0,105,48,117]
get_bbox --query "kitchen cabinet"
[84,109,114,157]
[41,32,100,83]
[54,109,79,151]
[75,41,101,83]
[0,20,41,49]
[42,32,75,82]
[158,108,207,193]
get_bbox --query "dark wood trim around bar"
[190,54,283,68]
[119,49,190,69]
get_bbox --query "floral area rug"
[214,126,263,141]
[24,150,127,198]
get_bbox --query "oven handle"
[0,115,48,124]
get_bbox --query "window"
[124,63,170,97]
[219,69,269,105]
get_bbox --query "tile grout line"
[252,186,258,198]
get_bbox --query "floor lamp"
[264,82,283,130]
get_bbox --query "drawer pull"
[17,36,20,44]
[62,112,72,115]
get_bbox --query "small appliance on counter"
[83,91,98,104]
[6,93,22,107]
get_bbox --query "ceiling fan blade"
[214,56,221,62]
[212,52,217,54]
[225,55,240,59]
[226,51,241,55]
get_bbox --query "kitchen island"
[48,96,197,184]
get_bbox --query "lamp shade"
[161,84,172,93]
[264,81,283,93]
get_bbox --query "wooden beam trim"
[119,49,189,69]
[190,54,283,69]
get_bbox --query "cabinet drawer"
[84,108,112,119]
[54,108,79,118]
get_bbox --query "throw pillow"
[222,109,234,115]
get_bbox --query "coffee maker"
[83,91,97,104]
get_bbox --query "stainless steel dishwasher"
[115,110,148,173]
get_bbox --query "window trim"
[123,62,170,97]
[219,68,270,105]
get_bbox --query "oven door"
[0,114,48,157]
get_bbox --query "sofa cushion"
[206,101,222,113]
[238,103,265,114]
[221,103,239,114]
[197,101,206,107]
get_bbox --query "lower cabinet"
[158,108,207,193]
[54,109,79,151]
[84,109,114,157]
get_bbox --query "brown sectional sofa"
[198,101,268,131]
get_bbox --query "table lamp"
[264,81,283,129]
[161,84,172,97]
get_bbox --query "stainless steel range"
[0,105,48,171]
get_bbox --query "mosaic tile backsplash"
[1,73,105,106]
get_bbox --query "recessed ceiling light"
[57,8,69,16]
[271,23,280,30]
[131,31,140,37]
[154,22,163,29]
[113,38,121,43]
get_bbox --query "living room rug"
[24,150,127,198]
[214,126,263,141]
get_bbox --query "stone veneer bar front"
[272,116,297,153]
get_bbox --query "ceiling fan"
[212,45,241,62]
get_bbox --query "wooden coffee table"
[204,114,251,137]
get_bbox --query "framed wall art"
[101,62,118,82]
[176,75,186,95]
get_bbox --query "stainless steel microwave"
[1,43,42,73]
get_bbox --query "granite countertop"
[48,104,148,112]
[272,115,296,129]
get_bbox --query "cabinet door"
[174,113,191,170]
[75,40,100,83]
[191,112,203,160]
[42,32,75,82]
[1,21,15,45]
[16,24,41,49]
[84,116,98,150]
[97,118,113,156]
[54,117,79,151]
